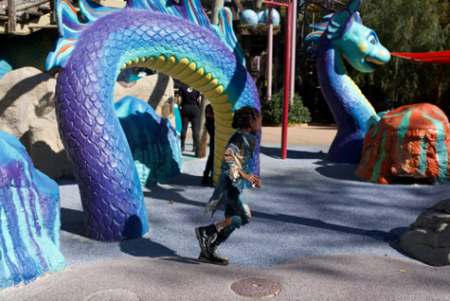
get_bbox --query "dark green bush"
[261,91,311,125]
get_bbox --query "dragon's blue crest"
[47,0,243,70]
[305,0,363,58]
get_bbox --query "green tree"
[348,0,450,105]
[262,91,311,125]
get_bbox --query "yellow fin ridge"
[159,56,177,73]
[152,55,167,70]
[207,93,229,104]
[183,68,205,85]
[197,78,218,92]
[204,85,224,98]
[175,62,197,80]
[190,73,213,88]
[166,58,190,76]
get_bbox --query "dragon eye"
[368,35,377,45]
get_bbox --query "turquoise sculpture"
[0,130,65,291]
[305,0,391,163]
[115,96,182,186]
[46,0,260,241]
[0,60,12,80]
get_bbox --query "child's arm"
[223,133,261,187]
[237,169,259,185]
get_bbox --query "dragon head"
[307,0,391,73]
[331,5,391,73]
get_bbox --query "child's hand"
[244,174,259,186]
[254,179,261,188]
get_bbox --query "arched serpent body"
[53,8,260,241]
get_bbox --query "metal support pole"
[281,1,292,160]
[274,29,280,93]
[266,6,274,102]
[289,0,297,104]
[210,0,223,25]
[300,0,309,101]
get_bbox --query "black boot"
[195,224,217,259]
[197,234,229,266]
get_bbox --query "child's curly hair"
[231,106,261,129]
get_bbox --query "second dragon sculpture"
[305,0,390,163]
[46,0,261,241]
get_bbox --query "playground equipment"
[263,0,344,159]
[0,130,65,291]
[115,96,182,186]
[305,0,390,163]
[356,50,450,185]
[356,103,450,185]
[306,0,449,183]
[46,0,260,241]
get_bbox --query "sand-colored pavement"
[187,124,337,146]
[261,124,337,145]
[2,254,449,300]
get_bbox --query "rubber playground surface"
[2,127,450,300]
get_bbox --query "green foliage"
[261,91,311,125]
[349,0,450,104]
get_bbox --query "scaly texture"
[0,130,65,291]
[356,104,450,184]
[48,0,260,241]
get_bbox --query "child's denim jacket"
[205,131,255,217]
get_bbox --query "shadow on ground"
[260,147,363,182]
[157,173,205,187]
[120,238,200,265]
[260,146,327,160]
[143,183,412,258]
[60,207,199,264]
[61,208,84,236]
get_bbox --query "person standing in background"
[202,104,215,184]
[178,83,201,152]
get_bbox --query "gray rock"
[399,198,450,266]
[114,73,175,128]
[0,67,71,180]
[0,68,175,180]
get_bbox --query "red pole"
[266,6,273,102]
[281,1,292,160]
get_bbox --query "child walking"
[195,106,262,266]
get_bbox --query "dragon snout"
[365,47,391,66]
[365,56,385,65]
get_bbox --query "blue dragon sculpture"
[115,95,183,186]
[0,130,65,290]
[305,0,391,163]
[46,0,260,241]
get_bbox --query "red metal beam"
[281,1,292,159]
[264,0,289,7]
